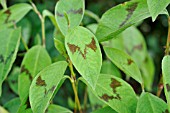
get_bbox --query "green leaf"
[43,10,58,29]
[162,55,170,110]
[136,92,169,113]
[53,28,67,58]
[101,60,121,78]
[65,26,102,89]
[4,98,21,113]
[18,45,51,102]
[101,33,124,51]
[55,0,85,36]
[121,26,147,67]
[0,28,21,96]
[141,54,155,91]
[86,23,98,34]
[88,87,105,110]
[95,74,137,113]
[0,3,32,27]
[29,61,68,113]
[147,0,170,21]
[7,67,20,94]
[92,106,117,113]
[104,47,143,84]
[17,96,33,113]
[96,0,151,42]
[46,104,72,113]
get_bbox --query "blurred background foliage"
[0,0,170,112]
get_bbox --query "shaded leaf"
[104,47,143,84]
[7,67,20,94]
[55,0,85,36]
[0,28,21,96]
[162,55,170,109]
[147,0,170,21]
[136,92,169,113]
[96,0,151,42]
[18,45,51,102]
[29,61,68,113]
[65,26,102,89]
[4,98,21,113]
[141,54,155,91]
[95,74,137,113]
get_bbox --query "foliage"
[0,0,170,113]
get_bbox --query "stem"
[21,37,29,51]
[1,0,7,10]
[30,1,46,48]
[70,78,82,113]
[84,10,100,23]
[165,17,170,55]
[68,59,82,113]
[68,59,76,80]
[157,16,170,97]
[83,87,88,111]
[157,75,163,97]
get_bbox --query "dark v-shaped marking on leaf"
[56,8,83,17]
[67,37,97,59]
[119,2,138,27]
[36,76,47,86]
[100,78,122,102]
[126,44,143,55]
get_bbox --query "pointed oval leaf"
[147,0,170,21]
[29,61,68,113]
[18,45,51,102]
[0,3,32,27]
[104,47,143,84]
[46,104,72,113]
[136,92,169,113]
[0,28,21,96]
[95,74,137,113]
[162,55,170,109]
[55,0,85,36]
[65,26,102,89]
[96,0,151,42]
